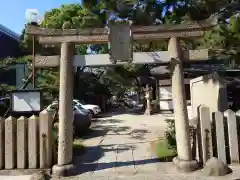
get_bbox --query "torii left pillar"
[169,37,199,172]
[52,42,75,176]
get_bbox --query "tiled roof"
[0,24,20,42]
[0,25,21,58]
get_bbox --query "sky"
[0,0,82,34]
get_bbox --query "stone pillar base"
[173,157,199,172]
[144,108,152,115]
[52,164,76,177]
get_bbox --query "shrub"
[165,119,195,153]
[52,123,59,164]
[165,119,177,152]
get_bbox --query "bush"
[52,123,59,164]
[164,119,196,154]
[165,119,177,152]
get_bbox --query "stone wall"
[190,73,228,119]
[193,105,240,165]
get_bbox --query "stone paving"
[0,175,31,180]
[72,112,168,177]
[59,111,240,180]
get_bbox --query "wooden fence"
[0,110,54,170]
[193,105,240,165]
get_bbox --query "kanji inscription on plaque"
[109,22,133,63]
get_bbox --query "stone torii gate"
[25,17,217,176]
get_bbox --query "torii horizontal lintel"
[37,31,205,44]
[26,16,217,36]
[25,16,218,44]
[35,49,208,68]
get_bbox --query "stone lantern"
[144,84,153,115]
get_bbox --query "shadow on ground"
[72,144,161,175]
[99,107,145,118]
[72,119,152,175]
[85,125,150,141]
[80,118,150,141]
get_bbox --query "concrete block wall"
[190,73,228,119]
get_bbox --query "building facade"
[0,24,28,89]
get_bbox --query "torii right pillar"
[169,37,199,172]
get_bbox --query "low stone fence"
[193,105,240,166]
[0,110,54,170]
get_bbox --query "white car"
[46,101,90,118]
[73,99,101,117]
[45,101,92,136]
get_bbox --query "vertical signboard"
[109,21,133,63]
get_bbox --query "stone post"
[39,110,53,168]
[5,116,16,169]
[52,41,75,176]
[28,115,39,169]
[17,116,28,169]
[169,37,199,172]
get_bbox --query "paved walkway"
[0,176,31,180]
[63,111,240,180]
[73,112,168,177]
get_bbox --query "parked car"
[46,101,92,136]
[118,98,134,108]
[73,99,101,117]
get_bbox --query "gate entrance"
[25,16,217,176]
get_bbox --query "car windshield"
[48,100,87,112]
[78,100,86,105]
[74,105,88,114]
[75,104,85,110]
[49,102,79,111]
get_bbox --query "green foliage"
[42,3,104,29]
[164,119,196,154]
[165,119,177,151]
[202,15,240,67]
[36,68,60,102]
[75,71,112,99]
[0,56,31,71]
[0,56,32,98]
[0,84,16,92]
[76,45,88,55]
[155,139,177,161]
[16,0,240,102]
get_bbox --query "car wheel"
[89,110,94,118]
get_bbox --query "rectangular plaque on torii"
[108,21,133,64]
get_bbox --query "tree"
[201,14,240,67]
[19,0,240,103]
[0,56,32,97]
